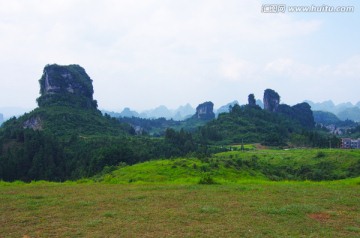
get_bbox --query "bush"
[198,173,217,185]
[315,151,326,158]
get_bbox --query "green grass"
[0,180,359,237]
[94,157,266,184]
[94,148,360,184]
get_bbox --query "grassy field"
[1,179,360,237]
[95,149,360,184]
[1,148,360,237]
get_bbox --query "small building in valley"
[341,138,360,149]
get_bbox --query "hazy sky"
[0,0,359,112]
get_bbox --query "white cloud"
[219,56,258,81]
[265,58,294,73]
[265,58,314,79]
[334,55,360,78]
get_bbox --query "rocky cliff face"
[36,64,97,109]
[23,116,42,130]
[194,101,215,120]
[263,89,280,112]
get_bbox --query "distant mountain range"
[1,99,359,124]
[102,103,196,121]
[102,100,265,121]
[305,100,360,122]
[102,99,360,123]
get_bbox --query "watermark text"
[261,4,355,13]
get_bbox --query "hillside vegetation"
[95,149,360,184]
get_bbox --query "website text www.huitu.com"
[261,4,355,13]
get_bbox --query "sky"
[0,0,359,113]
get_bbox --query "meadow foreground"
[1,179,359,237]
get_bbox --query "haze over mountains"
[305,100,360,122]
[102,104,195,121]
[0,107,33,121]
[103,100,255,120]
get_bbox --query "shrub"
[198,173,217,185]
[316,151,326,158]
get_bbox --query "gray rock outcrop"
[263,89,280,112]
[23,116,42,130]
[194,101,215,120]
[36,64,97,109]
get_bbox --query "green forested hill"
[196,104,338,147]
[0,103,171,181]
[5,106,132,139]
[313,111,341,125]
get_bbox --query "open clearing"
[1,180,360,237]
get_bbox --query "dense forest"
[0,106,211,181]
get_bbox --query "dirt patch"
[254,143,268,150]
[308,213,331,222]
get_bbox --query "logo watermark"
[261,4,355,13]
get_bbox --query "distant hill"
[174,103,196,120]
[0,107,32,120]
[305,100,339,113]
[313,111,341,125]
[337,107,360,122]
[305,100,357,113]
[305,100,360,122]
[216,100,239,115]
[108,99,268,121]
[140,105,173,119]
[118,101,216,136]
[106,103,195,121]
[119,107,140,118]
[256,99,264,109]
